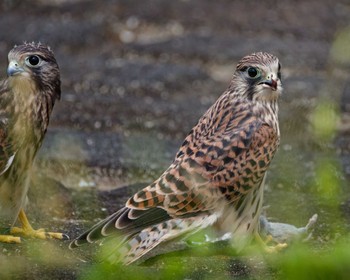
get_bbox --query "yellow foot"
[10,226,67,240]
[0,234,21,243]
[9,209,69,241]
[263,241,288,253]
[255,233,287,253]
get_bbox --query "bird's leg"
[254,232,287,253]
[10,209,68,240]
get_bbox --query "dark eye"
[28,55,40,65]
[247,67,259,78]
[25,55,41,67]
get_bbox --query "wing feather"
[71,96,279,256]
[0,85,18,175]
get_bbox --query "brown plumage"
[0,42,63,243]
[70,52,283,264]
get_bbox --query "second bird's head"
[7,42,61,99]
[231,52,282,102]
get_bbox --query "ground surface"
[0,0,350,279]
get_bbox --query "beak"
[258,78,278,91]
[7,60,24,76]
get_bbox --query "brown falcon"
[0,43,66,243]
[70,52,284,264]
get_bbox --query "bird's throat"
[10,77,37,115]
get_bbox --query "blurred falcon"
[71,52,284,264]
[0,42,65,243]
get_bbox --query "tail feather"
[69,210,122,248]
[103,214,218,265]
[70,207,169,248]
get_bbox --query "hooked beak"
[258,79,278,91]
[7,60,24,76]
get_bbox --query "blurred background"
[0,0,350,279]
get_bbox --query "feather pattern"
[71,52,283,264]
[0,43,60,228]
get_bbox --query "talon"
[11,226,67,240]
[62,233,70,240]
[8,209,67,241]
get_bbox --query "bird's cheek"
[8,69,31,79]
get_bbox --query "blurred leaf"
[276,239,350,280]
[310,101,339,141]
[315,159,341,204]
[330,26,350,66]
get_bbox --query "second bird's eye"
[26,55,41,66]
[247,67,259,78]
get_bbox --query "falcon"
[0,42,66,243]
[70,52,284,264]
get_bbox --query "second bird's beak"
[258,78,278,91]
[260,79,278,91]
[7,60,24,77]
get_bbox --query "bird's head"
[7,42,61,100]
[231,52,282,102]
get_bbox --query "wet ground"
[0,0,350,279]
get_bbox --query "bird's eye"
[247,67,259,78]
[25,55,41,67]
